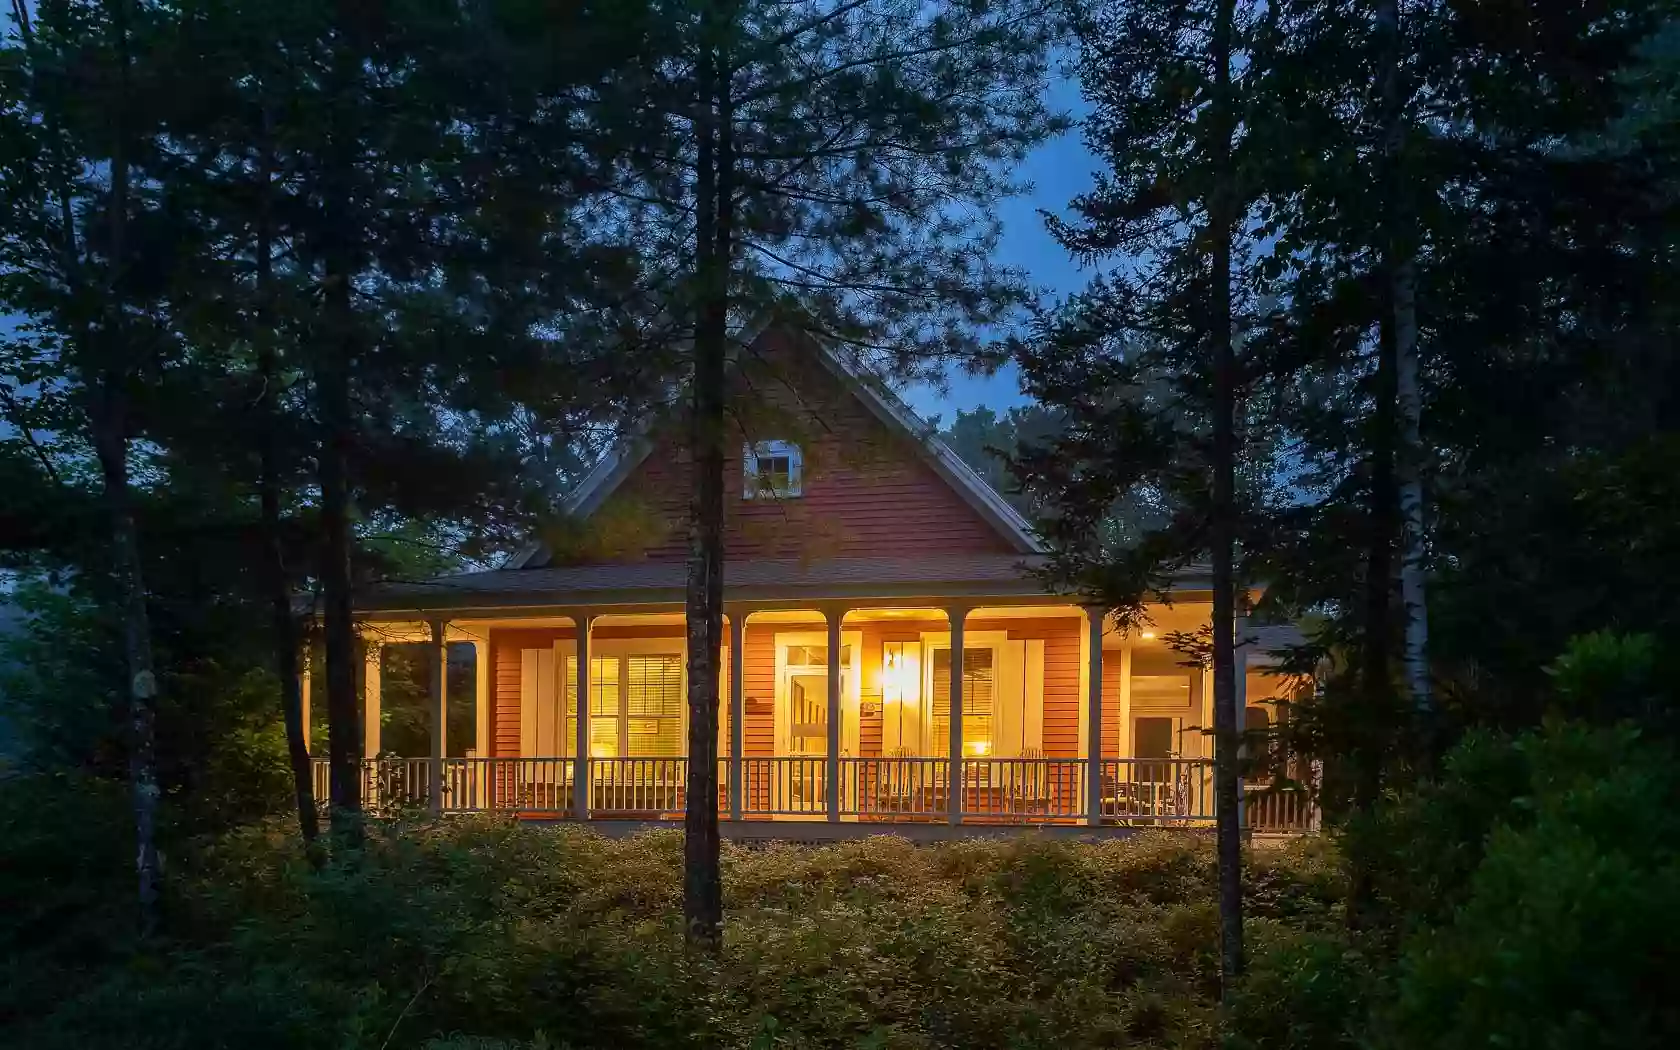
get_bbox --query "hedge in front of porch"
[10,816,1339,1050]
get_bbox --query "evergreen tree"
[1009,0,1272,995]
[1,0,176,931]
[614,0,1064,947]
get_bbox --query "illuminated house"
[329,326,1310,836]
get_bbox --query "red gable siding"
[576,330,1014,563]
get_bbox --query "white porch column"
[573,612,595,819]
[362,641,382,758]
[825,608,844,822]
[947,606,967,826]
[1085,607,1104,827]
[428,619,447,815]
[728,609,746,822]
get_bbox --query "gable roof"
[509,326,1040,567]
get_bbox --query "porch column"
[299,659,311,757]
[363,640,382,758]
[573,612,595,820]
[1234,612,1248,833]
[728,609,746,822]
[947,605,967,826]
[428,619,447,816]
[1085,607,1104,827]
[825,607,844,823]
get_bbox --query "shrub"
[1381,725,1680,1050]
[5,821,1342,1050]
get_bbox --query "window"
[1129,649,1194,707]
[930,647,995,757]
[743,440,802,498]
[567,653,685,758]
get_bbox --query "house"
[326,326,1313,837]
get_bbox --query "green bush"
[1381,724,1680,1049]
[3,818,1343,1050]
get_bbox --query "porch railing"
[1097,758,1218,823]
[306,756,1318,831]
[742,756,829,817]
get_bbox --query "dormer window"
[743,440,802,499]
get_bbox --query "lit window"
[567,653,685,758]
[743,440,802,499]
[930,647,995,757]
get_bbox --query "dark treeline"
[3,0,1679,1046]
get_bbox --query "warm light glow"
[882,643,906,702]
[967,740,991,757]
[1140,631,1157,640]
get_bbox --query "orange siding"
[584,332,1014,563]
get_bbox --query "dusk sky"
[903,73,1096,424]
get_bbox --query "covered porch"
[317,576,1315,834]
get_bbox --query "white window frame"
[743,440,803,499]
[920,630,1011,759]
[562,638,688,761]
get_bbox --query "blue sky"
[904,74,1096,424]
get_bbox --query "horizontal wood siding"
[488,617,1082,773]
[1102,658,1124,758]
[585,333,1014,563]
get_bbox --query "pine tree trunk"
[1208,0,1244,1000]
[317,280,363,842]
[317,30,364,845]
[683,8,729,951]
[1379,0,1430,727]
[1348,309,1398,930]
[254,131,320,852]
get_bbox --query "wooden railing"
[742,756,829,817]
[1097,758,1218,824]
[841,757,949,820]
[305,756,1318,831]
[959,758,1087,821]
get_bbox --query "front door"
[773,632,860,814]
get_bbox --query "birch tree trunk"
[1379,0,1430,720]
[93,0,162,936]
[1208,0,1244,999]
[683,1,730,951]
[92,394,162,935]
[1393,261,1429,717]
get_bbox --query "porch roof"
[353,553,1080,616]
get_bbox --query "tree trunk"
[1208,0,1243,1000]
[254,126,320,852]
[92,393,161,936]
[97,0,161,937]
[1380,0,1430,725]
[316,28,364,845]
[1394,259,1429,720]
[683,7,730,951]
[317,279,363,842]
[1348,298,1399,932]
